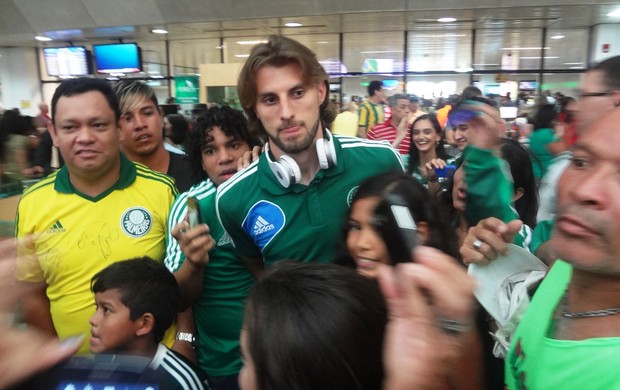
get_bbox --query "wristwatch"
[175,332,197,348]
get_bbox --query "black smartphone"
[371,192,418,264]
[187,197,201,228]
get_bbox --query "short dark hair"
[590,55,620,90]
[237,35,336,138]
[165,114,189,145]
[91,257,179,343]
[51,78,120,124]
[113,80,159,115]
[368,80,383,97]
[187,106,262,181]
[461,85,482,99]
[245,262,387,390]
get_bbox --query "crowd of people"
[1,34,620,390]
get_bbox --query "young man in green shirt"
[166,106,261,390]
[216,35,403,277]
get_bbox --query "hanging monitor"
[93,43,142,74]
[43,46,91,77]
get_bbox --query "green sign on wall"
[175,76,200,103]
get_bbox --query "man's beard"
[269,117,320,155]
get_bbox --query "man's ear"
[317,80,327,105]
[135,313,155,337]
[47,121,59,147]
[612,90,620,107]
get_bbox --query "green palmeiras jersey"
[215,135,404,266]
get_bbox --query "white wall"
[0,47,42,115]
[591,24,620,64]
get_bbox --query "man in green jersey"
[215,35,403,277]
[166,105,261,390]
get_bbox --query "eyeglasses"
[577,91,612,99]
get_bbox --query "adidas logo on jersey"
[217,231,233,247]
[253,216,275,235]
[47,220,66,233]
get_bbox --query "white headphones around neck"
[265,129,338,188]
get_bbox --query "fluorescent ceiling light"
[152,29,168,34]
[455,67,473,72]
[569,66,584,69]
[550,34,565,39]
[236,40,267,45]
[317,41,329,44]
[285,22,303,27]
[437,17,457,23]
[520,56,559,59]
[235,54,250,58]
[473,63,500,66]
[35,36,52,41]
[564,62,583,65]
[360,50,403,54]
[502,47,549,50]
[607,9,620,17]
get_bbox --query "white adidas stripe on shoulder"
[217,162,259,199]
[339,138,404,170]
[161,351,203,389]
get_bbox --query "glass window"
[544,29,588,70]
[407,30,472,72]
[341,75,405,103]
[541,73,582,97]
[405,74,471,99]
[474,28,544,71]
[170,38,222,75]
[343,32,404,74]
[223,34,339,67]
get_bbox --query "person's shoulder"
[337,136,403,167]
[20,172,57,201]
[337,135,394,152]
[134,162,177,192]
[216,159,260,200]
[151,345,209,389]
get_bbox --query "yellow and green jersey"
[358,100,384,133]
[16,154,177,354]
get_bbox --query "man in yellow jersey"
[15,78,177,354]
[357,80,386,138]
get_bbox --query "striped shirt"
[367,120,412,155]
[148,344,211,389]
[358,100,384,133]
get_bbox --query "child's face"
[89,289,141,354]
[346,196,391,279]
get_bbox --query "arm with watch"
[171,307,198,363]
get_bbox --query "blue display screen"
[93,43,141,74]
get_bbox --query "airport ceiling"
[1,0,620,48]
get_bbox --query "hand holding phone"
[434,164,456,179]
[186,197,201,228]
[372,193,418,264]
